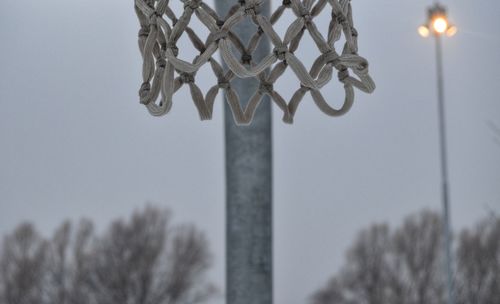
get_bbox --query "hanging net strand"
[134,0,375,125]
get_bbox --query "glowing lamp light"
[418,25,430,37]
[432,17,448,34]
[446,25,458,37]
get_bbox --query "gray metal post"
[434,33,455,304]
[214,2,273,304]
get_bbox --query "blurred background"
[0,0,499,303]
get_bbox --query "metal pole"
[214,2,273,304]
[434,33,455,304]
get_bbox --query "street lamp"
[419,4,457,38]
[418,3,456,304]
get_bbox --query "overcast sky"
[1,0,499,303]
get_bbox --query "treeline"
[312,210,500,304]
[1,206,498,304]
[0,206,216,304]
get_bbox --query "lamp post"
[418,3,457,304]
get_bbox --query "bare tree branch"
[0,223,49,304]
[456,216,500,304]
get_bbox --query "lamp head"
[418,3,457,38]
[432,17,448,34]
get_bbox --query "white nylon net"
[135,0,375,124]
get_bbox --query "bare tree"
[67,219,95,304]
[161,224,214,304]
[311,278,346,304]
[83,206,215,304]
[86,207,170,304]
[44,219,95,304]
[0,223,49,304]
[343,224,393,304]
[47,221,72,304]
[0,206,215,304]
[391,210,445,304]
[313,224,393,304]
[312,210,500,304]
[312,211,445,304]
[456,215,500,304]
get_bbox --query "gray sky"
[1,0,499,304]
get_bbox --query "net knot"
[300,8,312,23]
[148,12,161,26]
[139,82,151,104]
[300,84,311,91]
[355,60,369,75]
[138,28,149,38]
[241,53,252,64]
[212,30,228,43]
[242,1,261,16]
[259,81,274,94]
[166,41,179,57]
[338,68,349,82]
[180,73,195,84]
[351,27,358,37]
[156,58,167,68]
[183,0,200,10]
[334,13,347,25]
[324,50,340,66]
[218,80,230,90]
[273,46,288,61]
